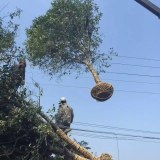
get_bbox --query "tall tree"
[25,0,117,102]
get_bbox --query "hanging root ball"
[91,82,114,102]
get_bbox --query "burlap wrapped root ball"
[87,63,114,102]
[91,82,114,102]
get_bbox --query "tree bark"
[86,62,101,84]
[38,111,113,160]
[38,111,96,160]
[50,146,89,160]
[97,153,113,160]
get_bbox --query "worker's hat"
[60,97,66,102]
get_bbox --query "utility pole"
[135,0,160,18]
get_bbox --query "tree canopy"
[0,7,24,63]
[0,6,113,160]
[25,0,116,79]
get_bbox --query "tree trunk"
[38,111,96,160]
[86,62,101,84]
[38,111,113,160]
[49,145,88,160]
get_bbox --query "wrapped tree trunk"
[86,62,114,102]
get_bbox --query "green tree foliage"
[25,0,117,79]
[0,8,93,160]
[0,5,113,160]
[0,7,55,160]
[0,7,24,63]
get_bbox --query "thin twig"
[0,2,9,13]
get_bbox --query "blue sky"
[1,0,160,159]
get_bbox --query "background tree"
[0,6,25,108]
[25,0,117,102]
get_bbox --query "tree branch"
[0,133,28,158]
[70,11,90,62]
[0,3,9,13]
[50,146,88,160]
[38,111,96,160]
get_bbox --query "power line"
[71,128,160,141]
[5,122,160,144]
[28,72,160,80]
[102,78,160,85]
[105,54,160,62]
[28,72,160,85]
[73,132,143,140]
[74,131,120,160]
[109,62,160,69]
[5,121,160,138]
[14,42,160,62]
[14,43,160,62]
[72,131,160,142]
[26,82,90,89]
[26,82,160,95]
[116,89,160,95]
[3,122,160,144]
[73,122,160,135]
[105,71,160,78]
[72,132,160,144]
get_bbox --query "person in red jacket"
[0,61,26,106]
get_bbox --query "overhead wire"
[72,131,157,142]
[14,42,160,62]
[102,71,160,78]
[108,62,160,69]
[26,82,160,95]
[26,71,160,85]
[104,54,160,62]
[6,120,160,135]
[104,78,160,85]
[72,131,160,160]
[72,132,160,144]
[71,128,160,140]
[72,131,143,140]
[27,70,160,78]
[73,122,160,135]
[3,122,160,144]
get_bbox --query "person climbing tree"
[55,97,74,134]
[0,61,26,107]
[9,61,26,91]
